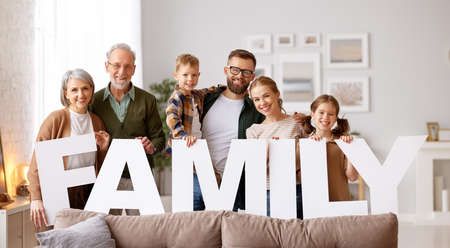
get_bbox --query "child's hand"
[309,134,322,141]
[183,136,197,147]
[339,135,353,143]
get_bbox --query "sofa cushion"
[221,212,398,248]
[55,209,224,248]
[36,215,115,248]
[221,212,290,248]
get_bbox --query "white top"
[246,116,306,188]
[246,116,305,140]
[202,94,244,176]
[191,98,202,138]
[66,110,96,170]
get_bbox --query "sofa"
[50,208,398,248]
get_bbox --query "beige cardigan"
[27,108,107,200]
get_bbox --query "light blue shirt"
[103,83,135,123]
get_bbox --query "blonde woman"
[246,76,306,218]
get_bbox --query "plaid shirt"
[165,84,217,155]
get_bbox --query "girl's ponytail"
[332,117,350,138]
[303,115,315,135]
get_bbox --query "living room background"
[0,0,449,218]
[141,0,450,215]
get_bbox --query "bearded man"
[197,49,265,211]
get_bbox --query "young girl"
[303,94,359,201]
[246,76,306,219]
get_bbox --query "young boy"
[165,54,214,154]
[165,54,219,210]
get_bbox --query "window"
[34,0,143,131]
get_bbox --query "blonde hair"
[249,76,285,113]
[175,54,199,71]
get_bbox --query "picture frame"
[426,122,440,141]
[275,33,295,47]
[278,53,321,113]
[300,33,321,47]
[245,35,272,54]
[325,33,369,68]
[326,77,370,112]
[254,64,272,78]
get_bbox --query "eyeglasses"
[227,66,254,78]
[107,61,134,72]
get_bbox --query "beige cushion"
[55,209,224,248]
[221,212,287,247]
[221,212,398,248]
[55,209,398,248]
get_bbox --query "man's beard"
[227,77,249,95]
[110,78,130,90]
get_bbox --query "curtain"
[34,0,142,125]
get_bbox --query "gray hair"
[106,43,136,63]
[60,69,95,107]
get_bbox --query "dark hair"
[249,76,286,114]
[303,94,350,138]
[227,49,256,68]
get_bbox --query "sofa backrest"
[54,209,397,248]
[221,211,398,248]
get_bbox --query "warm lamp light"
[15,162,30,197]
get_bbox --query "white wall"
[0,0,35,196]
[142,0,450,214]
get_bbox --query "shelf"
[415,143,450,225]
[0,196,35,248]
[421,141,450,150]
[415,212,450,225]
[0,196,30,215]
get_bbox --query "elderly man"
[90,43,165,215]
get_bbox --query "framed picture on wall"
[300,33,321,47]
[275,34,295,47]
[325,33,369,68]
[254,64,272,78]
[326,77,370,112]
[278,53,321,113]
[245,35,272,54]
[426,122,440,141]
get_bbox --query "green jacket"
[90,85,165,177]
[200,85,265,139]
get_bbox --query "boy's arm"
[165,92,187,139]
[192,85,220,96]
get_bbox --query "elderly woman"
[27,69,110,228]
